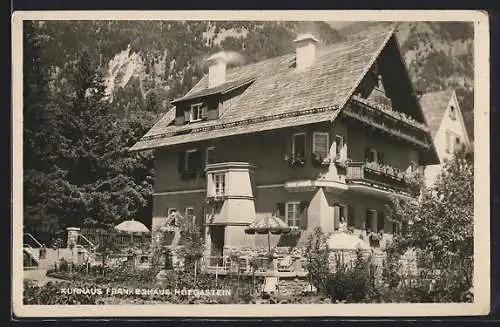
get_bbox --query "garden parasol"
[327,231,370,264]
[245,215,291,253]
[115,219,150,245]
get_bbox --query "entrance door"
[210,225,225,266]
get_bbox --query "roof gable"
[419,89,455,137]
[131,28,397,151]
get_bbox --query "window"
[449,105,457,120]
[333,204,347,231]
[184,149,203,173]
[365,209,377,232]
[377,211,385,233]
[206,147,216,166]
[313,132,329,158]
[365,147,377,163]
[286,202,301,227]
[347,205,355,228]
[335,135,343,158]
[292,133,306,158]
[167,208,177,216]
[213,173,226,196]
[190,103,207,122]
[445,130,461,154]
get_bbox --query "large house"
[419,89,471,186]
[130,28,439,264]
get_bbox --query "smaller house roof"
[419,89,454,137]
[171,76,257,104]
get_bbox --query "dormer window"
[189,103,207,122]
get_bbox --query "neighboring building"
[130,28,439,264]
[419,90,471,187]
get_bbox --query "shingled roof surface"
[131,28,395,151]
[419,89,454,137]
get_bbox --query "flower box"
[285,153,306,167]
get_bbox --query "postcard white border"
[11,10,490,317]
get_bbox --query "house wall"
[152,119,419,253]
[154,120,421,193]
[424,94,470,186]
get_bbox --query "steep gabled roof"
[419,89,454,137]
[131,28,395,151]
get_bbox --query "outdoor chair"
[277,255,293,272]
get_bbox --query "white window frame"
[185,148,198,172]
[334,135,344,157]
[285,201,301,227]
[190,103,203,122]
[312,132,329,157]
[213,173,226,196]
[292,132,307,155]
[206,146,216,166]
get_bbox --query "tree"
[175,214,205,274]
[387,148,474,300]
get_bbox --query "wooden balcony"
[346,162,419,196]
[343,96,431,149]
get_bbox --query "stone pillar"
[66,227,80,249]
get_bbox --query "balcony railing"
[343,96,431,149]
[346,161,419,195]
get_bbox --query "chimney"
[293,33,319,70]
[207,52,227,88]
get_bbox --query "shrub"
[304,227,330,294]
[326,249,380,303]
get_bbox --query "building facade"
[419,90,471,187]
[131,29,439,264]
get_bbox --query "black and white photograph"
[12,10,490,317]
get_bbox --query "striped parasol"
[245,215,291,252]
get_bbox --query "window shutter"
[276,203,285,218]
[184,109,190,123]
[333,205,340,230]
[347,205,355,228]
[378,152,385,165]
[193,150,203,171]
[299,201,309,230]
[178,150,186,174]
[377,211,385,232]
[201,106,208,119]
